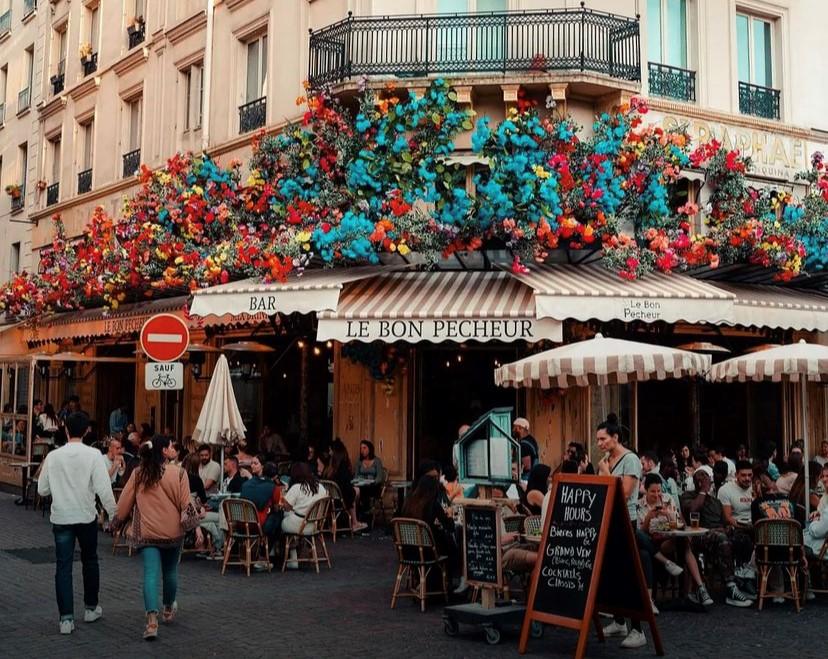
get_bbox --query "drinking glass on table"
[690,512,700,529]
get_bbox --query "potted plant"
[126,15,144,34]
[36,180,48,192]
[79,42,93,62]
[5,184,21,199]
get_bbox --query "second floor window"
[184,64,203,130]
[82,120,94,170]
[245,35,267,103]
[18,142,27,189]
[127,98,142,150]
[50,136,61,182]
[648,0,688,68]
[737,13,773,88]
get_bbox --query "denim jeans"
[53,520,100,620]
[140,545,181,613]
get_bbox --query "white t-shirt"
[101,453,124,484]
[38,442,116,525]
[815,455,828,467]
[284,482,328,517]
[717,480,753,525]
[724,457,736,477]
[199,460,222,494]
[37,413,59,433]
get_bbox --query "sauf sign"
[145,362,184,391]
[140,314,189,391]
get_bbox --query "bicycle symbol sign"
[145,362,184,391]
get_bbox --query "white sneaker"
[806,589,816,601]
[650,598,659,615]
[453,577,469,595]
[620,629,647,649]
[285,560,299,570]
[735,564,756,579]
[83,605,102,623]
[772,596,785,604]
[602,621,628,637]
[664,560,684,576]
[59,619,74,635]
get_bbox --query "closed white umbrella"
[191,354,247,493]
[709,340,828,520]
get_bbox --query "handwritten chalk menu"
[463,504,502,587]
[519,474,663,659]
[532,482,607,620]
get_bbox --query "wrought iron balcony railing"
[647,61,695,102]
[738,81,780,121]
[0,10,10,37]
[46,182,59,206]
[11,187,24,212]
[51,72,65,95]
[17,87,30,113]
[82,52,98,76]
[122,148,141,178]
[308,6,641,87]
[239,96,266,133]
[77,168,92,194]
[127,23,145,49]
[23,0,36,19]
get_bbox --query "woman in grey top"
[354,440,384,524]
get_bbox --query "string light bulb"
[326,341,333,348]
[297,340,306,349]
[313,346,321,356]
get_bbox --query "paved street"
[0,491,823,659]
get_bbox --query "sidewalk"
[0,492,823,659]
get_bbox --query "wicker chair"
[755,518,806,611]
[503,514,525,534]
[390,518,449,612]
[282,497,332,573]
[221,498,271,576]
[319,479,353,542]
[369,468,390,529]
[523,515,542,537]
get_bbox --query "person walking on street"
[113,436,192,641]
[37,411,117,635]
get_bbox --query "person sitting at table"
[776,453,802,496]
[522,463,551,515]
[259,424,288,459]
[222,456,247,494]
[280,462,328,569]
[751,470,793,522]
[232,440,255,473]
[442,464,463,503]
[789,461,823,524]
[323,440,368,533]
[37,403,60,445]
[805,464,828,556]
[638,474,713,606]
[197,445,221,496]
[718,460,755,575]
[355,440,385,519]
[240,455,276,525]
[680,470,753,607]
[402,474,460,586]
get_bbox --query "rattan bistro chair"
[503,514,525,534]
[523,515,542,537]
[806,537,828,595]
[755,518,807,611]
[390,518,449,612]
[282,497,332,573]
[319,480,353,542]
[221,498,271,576]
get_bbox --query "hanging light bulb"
[326,341,333,349]
[313,346,321,356]
[297,339,306,349]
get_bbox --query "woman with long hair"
[279,462,328,569]
[114,436,191,640]
[324,440,367,532]
[402,474,460,582]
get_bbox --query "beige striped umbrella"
[708,340,828,519]
[494,333,711,390]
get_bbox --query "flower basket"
[5,184,21,199]
[127,15,144,33]
[36,180,47,192]
[79,42,93,61]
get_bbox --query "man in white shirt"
[198,445,221,495]
[710,446,736,479]
[815,441,828,468]
[37,412,117,635]
[684,449,714,491]
[101,438,126,484]
[717,460,755,528]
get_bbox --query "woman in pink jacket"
[114,436,191,640]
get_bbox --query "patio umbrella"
[191,354,247,493]
[709,339,828,520]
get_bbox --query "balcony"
[308,7,641,88]
[17,88,30,114]
[82,52,98,77]
[122,148,141,178]
[738,81,780,121]
[647,62,694,103]
[0,10,10,38]
[127,23,145,49]
[11,187,24,213]
[23,0,35,20]
[239,96,266,133]
[50,72,65,96]
[46,182,59,206]
[77,168,92,194]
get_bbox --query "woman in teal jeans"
[114,436,191,640]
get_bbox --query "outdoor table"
[351,477,375,488]
[657,527,709,598]
[388,480,413,516]
[5,461,39,506]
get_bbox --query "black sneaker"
[726,583,754,608]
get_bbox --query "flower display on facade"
[1,80,826,318]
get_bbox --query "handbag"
[179,469,201,533]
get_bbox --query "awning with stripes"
[713,282,828,331]
[317,271,562,343]
[509,264,735,324]
[188,267,394,325]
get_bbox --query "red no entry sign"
[140,314,190,362]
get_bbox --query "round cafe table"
[659,527,708,538]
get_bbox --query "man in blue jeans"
[38,411,117,635]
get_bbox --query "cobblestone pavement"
[0,492,823,659]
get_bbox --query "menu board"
[463,504,501,587]
[531,481,607,620]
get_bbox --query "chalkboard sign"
[463,503,502,588]
[531,481,607,621]
[519,474,663,659]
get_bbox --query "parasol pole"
[801,373,811,521]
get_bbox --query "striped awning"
[714,282,828,331]
[708,340,828,383]
[188,267,394,325]
[495,333,711,389]
[510,264,735,324]
[317,270,562,343]
[22,296,188,344]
